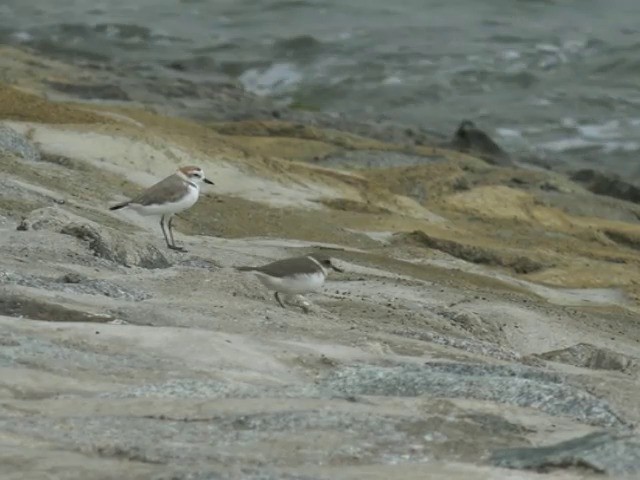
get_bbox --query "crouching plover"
[109,165,214,252]
[237,254,343,312]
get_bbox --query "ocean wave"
[2,0,640,178]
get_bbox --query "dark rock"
[321,198,391,214]
[537,343,639,374]
[450,120,512,166]
[491,431,640,476]
[16,218,28,231]
[511,256,545,274]
[273,35,324,56]
[571,169,640,205]
[451,176,471,191]
[58,272,87,284]
[164,55,218,74]
[0,125,41,162]
[539,181,560,192]
[603,229,640,251]
[322,363,625,427]
[396,230,546,274]
[45,81,130,101]
[167,61,186,71]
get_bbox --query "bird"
[237,253,343,311]
[109,165,214,252]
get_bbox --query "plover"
[237,253,343,311]
[109,165,214,252]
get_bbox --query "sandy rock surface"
[1,46,640,479]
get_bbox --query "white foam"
[530,97,551,107]
[382,75,403,85]
[540,137,600,152]
[496,128,522,138]
[576,120,621,139]
[239,62,303,96]
[10,31,32,43]
[561,117,578,128]
[602,141,640,153]
[535,43,560,53]
[500,49,521,61]
[562,39,587,53]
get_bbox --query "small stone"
[58,272,86,284]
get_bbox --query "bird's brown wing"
[254,256,317,278]
[129,174,189,206]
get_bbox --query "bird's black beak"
[331,264,343,273]
[203,178,214,185]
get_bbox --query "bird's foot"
[296,296,313,314]
[167,244,188,253]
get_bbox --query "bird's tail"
[236,266,256,272]
[109,201,130,211]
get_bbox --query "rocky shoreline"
[1,45,640,479]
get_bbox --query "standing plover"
[237,254,343,311]
[109,165,214,252]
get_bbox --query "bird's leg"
[275,291,286,309]
[167,216,176,247]
[167,215,187,252]
[167,216,177,248]
[296,295,312,314]
[159,215,172,249]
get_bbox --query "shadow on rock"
[394,230,547,274]
[536,343,639,375]
[0,293,114,323]
[61,223,169,269]
[571,169,640,205]
[491,430,640,476]
[19,206,170,269]
[0,270,151,301]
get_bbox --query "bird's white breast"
[254,271,326,294]
[133,184,199,216]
